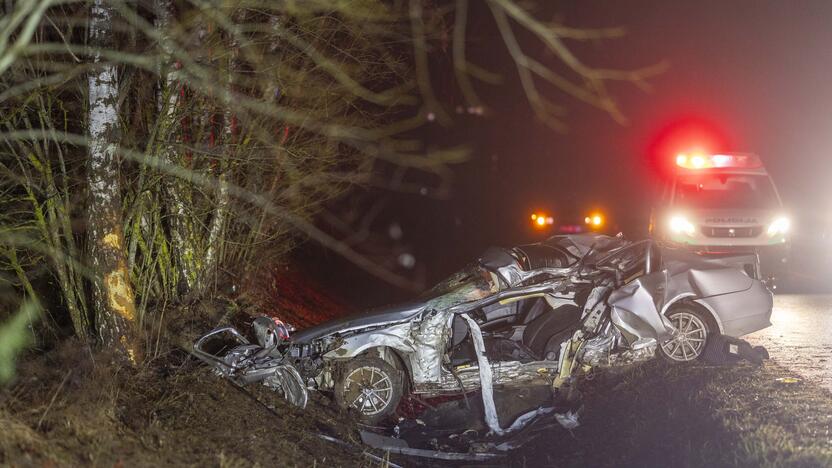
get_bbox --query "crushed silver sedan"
[193,234,772,429]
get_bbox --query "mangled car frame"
[194,234,772,431]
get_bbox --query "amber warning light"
[584,213,604,228]
[531,212,554,229]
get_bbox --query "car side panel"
[697,280,773,337]
[322,322,417,361]
[322,309,454,390]
[687,268,753,297]
[661,261,772,337]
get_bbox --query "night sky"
[305,0,832,305]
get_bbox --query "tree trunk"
[201,171,229,292]
[87,0,141,363]
[199,11,239,293]
[155,0,198,293]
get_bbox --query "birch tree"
[86,0,141,362]
[154,0,198,292]
[0,0,661,352]
[200,7,240,293]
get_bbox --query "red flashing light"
[675,152,761,170]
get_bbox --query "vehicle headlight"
[585,213,604,228]
[669,215,696,236]
[767,216,790,236]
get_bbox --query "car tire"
[334,357,403,424]
[659,305,715,363]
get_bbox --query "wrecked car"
[193,234,772,430]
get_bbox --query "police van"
[651,152,790,281]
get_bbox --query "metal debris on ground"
[775,377,801,384]
[702,335,769,365]
[554,410,581,430]
[359,430,502,462]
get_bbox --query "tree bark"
[200,10,239,293]
[87,0,141,362]
[155,0,198,292]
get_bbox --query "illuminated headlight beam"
[767,216,790,236]
[670,215,696,236]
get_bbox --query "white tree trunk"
[155,0,198,292]
[202,171,229,291]
[200,13,239,292]
[87,0,140,362]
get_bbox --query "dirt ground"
[0,297,389,468]
[5,345,832,467]
[0,341,386,467]
[3,296,832,467]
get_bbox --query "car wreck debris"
[193,233,774,457]
[192,325,308,408]
[460,312,571,435]
[701,334,769,365]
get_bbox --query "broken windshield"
[594,240,651,281]
[420,264,501,304]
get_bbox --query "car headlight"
[585,213,604,228]
[767,216,790,236]
[670,215,696,236]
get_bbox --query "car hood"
[290,301,427,344]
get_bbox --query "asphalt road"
[746,294,832,391]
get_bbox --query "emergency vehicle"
[651,152,789,281]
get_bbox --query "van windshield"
[674,174,779,210]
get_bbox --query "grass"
[0,340,373,467]
[3,323,831,467]
[517,360,832,467]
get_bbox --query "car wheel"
[660,306,714,363]
[334,357,403,424]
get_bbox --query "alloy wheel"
[661,311,708,362]
[343,366,394,416]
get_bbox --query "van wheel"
[334,357,403,424]
[660,306,714,363]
